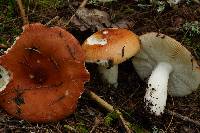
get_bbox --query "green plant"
[75,122,89,133]
[137,0,167,12]
[104,111,119,126]
[0,0,21,45]
[88,0,117,5]
[151,0,167,12]
[186,0,192,4]
[181,21,200,58]
[182,21,200,37]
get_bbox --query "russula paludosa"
[132,32,200,116]
[82,28,140,87]
[0,23,90,122]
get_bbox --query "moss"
[104,111,119,126]
[75,122,89,133]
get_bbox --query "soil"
[0,0,200,132]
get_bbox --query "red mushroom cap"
[0,23,89,122]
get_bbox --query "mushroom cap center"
[29,67,48,85]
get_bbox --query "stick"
[16,0,29,24]
[79,0,89,7]
[89,91,113,112]
[90,117,101,133]
[88,90,133,133]
[64,125,77,132]
[166,110,200,127]
[66,0,88,26]
[0,44,8,48]
[46,16,60,26]
[192,0,200,4]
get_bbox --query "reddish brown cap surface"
[82,28,140,65]
[0,23,89,122]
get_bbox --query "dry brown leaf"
[111,19,134,29]
[71,7,134,31]
[71,7,111,31]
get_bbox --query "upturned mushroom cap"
[0,23,89,122]
[132,32,200,96]
[82,28,140,66]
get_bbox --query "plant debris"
[71,7,111,31]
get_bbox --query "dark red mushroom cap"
[0,23,89,122]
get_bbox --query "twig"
[166,110,200,127]
[66,0,88,26]
[16,0,29,24]
[88,91,113,112]
[46,16,60,26]
[165,96,174,132]
[64,125,77,133]
[0,44,8,48]
[79,0,89,7]
[90,117,101,133]
[192,0,200,4]
[88,90,133,133]
[119,115,133,133]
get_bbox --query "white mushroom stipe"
[98,64,118,88]
[86,36,107,45]
[144,62,173,116]
[0,65,10,92]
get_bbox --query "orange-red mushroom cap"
[82,28,140,65]
[0,23,89,122]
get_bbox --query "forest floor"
[0,0,200,132]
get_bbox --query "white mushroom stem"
[98,65,118,88]
[144,62,173,116]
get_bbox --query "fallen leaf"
[71,7,111,31]
[111,19,134,29]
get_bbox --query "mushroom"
[0,23,90,122]
[132,32,200,116]
[82,28,140,87]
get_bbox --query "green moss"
[104,111,119,126]
[75,122,89,133]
